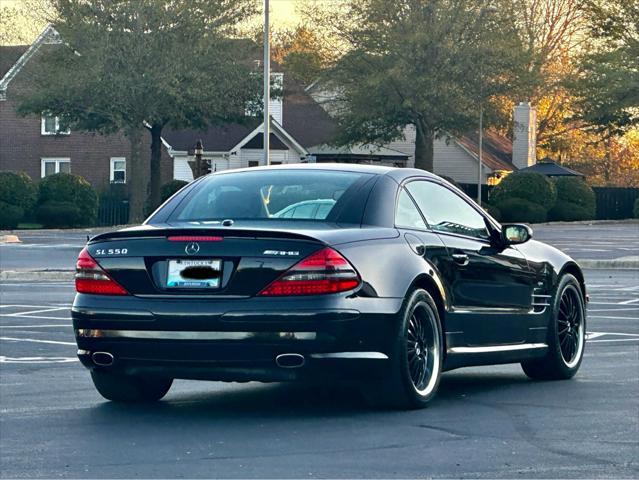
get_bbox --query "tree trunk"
[414,120,435,172]
[126,126,149,224]
[149,124,163,211]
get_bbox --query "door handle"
[451,253,469,266]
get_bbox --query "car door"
[404,179,535,345]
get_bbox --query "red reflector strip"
[167,236,224,242]
[75,278,128,295]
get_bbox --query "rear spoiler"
[88,225,325,245]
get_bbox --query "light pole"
[263,0,270,166]
[478,103,483,205]
[477,5,496,205]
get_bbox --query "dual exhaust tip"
[275,353,305,369]
[91,351,305,369]
[92,351,114,367]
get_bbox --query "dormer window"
[41,114,70,135]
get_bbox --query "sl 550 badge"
[94,248,128,255]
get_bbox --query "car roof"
[208,162,441,181]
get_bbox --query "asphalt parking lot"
[1,267,637,478]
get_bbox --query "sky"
[1,0,303,44]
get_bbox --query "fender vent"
[531,288,551,314]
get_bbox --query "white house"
[163,74,411,181]
[164,73,537,185]
[305,80,538,184]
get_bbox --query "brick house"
[0,26,172,192]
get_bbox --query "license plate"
[166,259,222,288]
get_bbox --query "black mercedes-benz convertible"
[73,164,587,408]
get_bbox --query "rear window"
[168,170,371,222]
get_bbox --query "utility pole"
[263,0,270,166]
[476,5,496,205]
[478,103,483,205]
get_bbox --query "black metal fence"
[97,198,129,226]
[592,187,639,220]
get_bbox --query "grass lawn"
[16,223,44,229]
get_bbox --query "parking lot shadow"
[90,370,534,421]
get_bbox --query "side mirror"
[501,224,532,245]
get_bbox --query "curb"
[0,270,75,282]
[0,235,21,243]
[579,258,639,269]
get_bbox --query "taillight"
[75,247,128,295]
[259,247,360,296]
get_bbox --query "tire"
[363,288,443,409]
[91,370,173,402]
[521,273,586,380]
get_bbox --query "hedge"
[161,180,189,202]
[490,172,557,211]
[37,173,97,226]
[0,200,25,229]
[496,198,547,223]
[0,171,37,214]
[548,202,594,222]
[35,201,83,228]
[549,177,595,221]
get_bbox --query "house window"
[110,157,126,183]
[41,158,71,178]
[41,114,70,135]
[248,161,259,167]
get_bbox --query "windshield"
[169,169,371,222]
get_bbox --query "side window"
[406,181,489,240]
[395,188,426,229]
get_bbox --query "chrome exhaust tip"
[275,353,305,369]
[92,351,114,367]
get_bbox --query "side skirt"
[443,342,548,371]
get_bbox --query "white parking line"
[589,315,639,320]
[0,325,70,329]
[619,298,639,305]
[0,336,75,346]
[588,308,639,312]
[6,307,68,317]
[0,356,78,364]
[588,338,639,343]
[0,315,70,320]
[587,332,639,339]
[0,304,69,309]
[590,302,639,306]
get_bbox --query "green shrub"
[483,203,501,221]
[548,202,594,222]
[497,198,547,224]
[0,200,25,229]
[0,171,37,212]
[550,177,595,220]
[490,172,557,210]
[633,197,639,219]
[38,173,97,226]
[161,180,189,202]
[35,201,83,228]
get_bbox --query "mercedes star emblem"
[185,242,200,255]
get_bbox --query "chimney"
[512,102,537,169]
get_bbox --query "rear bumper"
[72,293,403,382]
